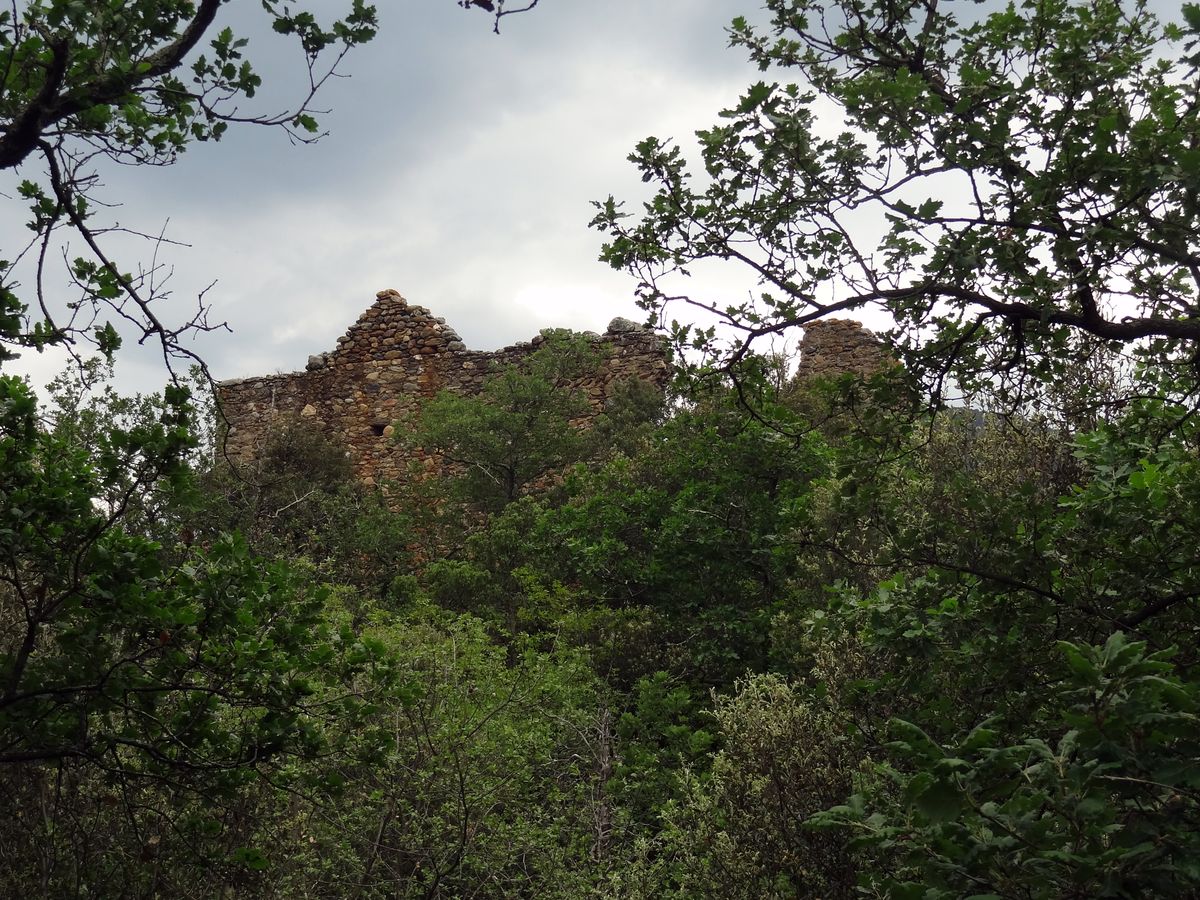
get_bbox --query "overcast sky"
[7,0,766,393]
[6,0,1186,395]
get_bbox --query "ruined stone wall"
[217,289,669,486]
[795,318,890,381]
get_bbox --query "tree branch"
[0,0,223,170]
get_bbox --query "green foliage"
[259,612,597,897]
[818,634,1200,898]
[0,372,396,895]
[10,341,1200,897]
[525,395,833,686]
[418,400,828,685]
[201,418,414,607]
[591,373,668,457]
[0,0,382,368]
[594,0,1200,407]
[6,2,1200,895]
[405,331,603,511]
[608,672,714,832]
[757,395,1200,896]
[615,673,857,899]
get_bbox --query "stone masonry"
[795,318,890,381]
[217,290,669,486]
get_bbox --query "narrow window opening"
[370,423,386,437]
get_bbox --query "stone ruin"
[795,318,891,381]
[217,290,887,488]
[217,289,670,486]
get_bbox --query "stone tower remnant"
[795,318,891,381]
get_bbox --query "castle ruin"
[217,290,886,487]
[217,290,670,485]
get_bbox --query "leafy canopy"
[593,0,1200,407]
[0,0,532,374]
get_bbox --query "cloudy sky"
[7,0,768,393]
[9,0,1186,395]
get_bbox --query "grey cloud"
[40,0,1153,394]
[68,0,763,391]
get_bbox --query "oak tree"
[594,0,1200,408]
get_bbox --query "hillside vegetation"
[2,0,1199,896]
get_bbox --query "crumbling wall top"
[796,318,889,380]
[216,289,668,488]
